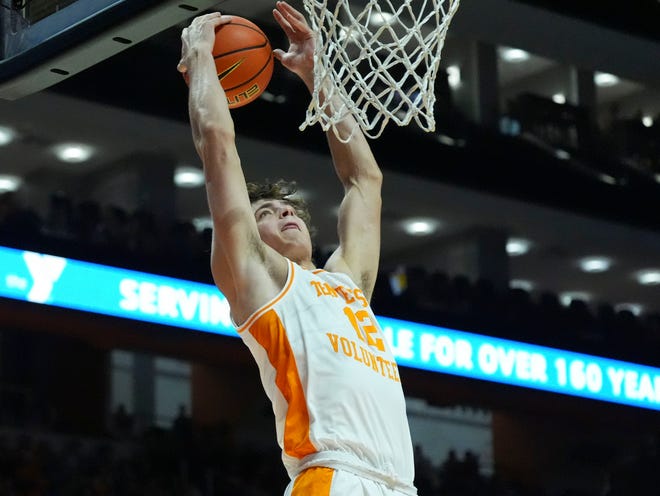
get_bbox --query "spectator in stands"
[42,190,74,240]
[172,403,193,445]
[74,199,104,246]
[0,190,42,247]
[110,403,133,439]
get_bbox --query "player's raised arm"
[178,13,284,321]
[321,98,383,301]
[272,1,383,300]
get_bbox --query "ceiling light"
[555,149,571,160]
[578,256,612,273]
[614,303,643,316]
[559,291,591,306]
[500,48,530,63]
[437,134,457,146]
[594,72,620,87]
[552,93,566,104]
[642,115,654,127]
[260,90,287,104]
[285,189,310,201]
[174,166,204,188]
[52,143,94,162]
[446,65,461,88]
[499,116,521,136]
[0,126,16,146]
[510,279,534,291]
[598,173,618,185]
[506,237,531,256]
[636,269,660,285]
[369,11,394,26]
[338,27,360,43]
[0,174,22,192]
[401,218,440,236]
[192,216,213,232]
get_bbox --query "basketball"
[212,16,274,109]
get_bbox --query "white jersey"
[236,259,417,494]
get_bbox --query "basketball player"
[177,2,418,494]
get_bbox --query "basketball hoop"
[302,0,461,141]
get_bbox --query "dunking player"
[177,1,418,494]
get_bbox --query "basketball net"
[302,0,461,142]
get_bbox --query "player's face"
[252,199,313,261]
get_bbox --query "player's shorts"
[285,466,417,496]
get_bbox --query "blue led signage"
[0,245,234,336]
[380,319,660,411]
[1,245,659,411]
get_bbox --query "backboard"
[0,0,223,100]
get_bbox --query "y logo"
[22,252,67,303]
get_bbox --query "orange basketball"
[213,16,274,109]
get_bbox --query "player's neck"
[298,259,316,271]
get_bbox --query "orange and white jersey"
[236,259,417,494]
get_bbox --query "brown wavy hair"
[247,179,316,238]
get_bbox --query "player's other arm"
[179,13,282,319]
[272,1,383,300]
[323,112,383,301]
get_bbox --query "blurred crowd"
[0,405,658,496]
[373,266,660,367]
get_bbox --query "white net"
[302,0,461,141]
